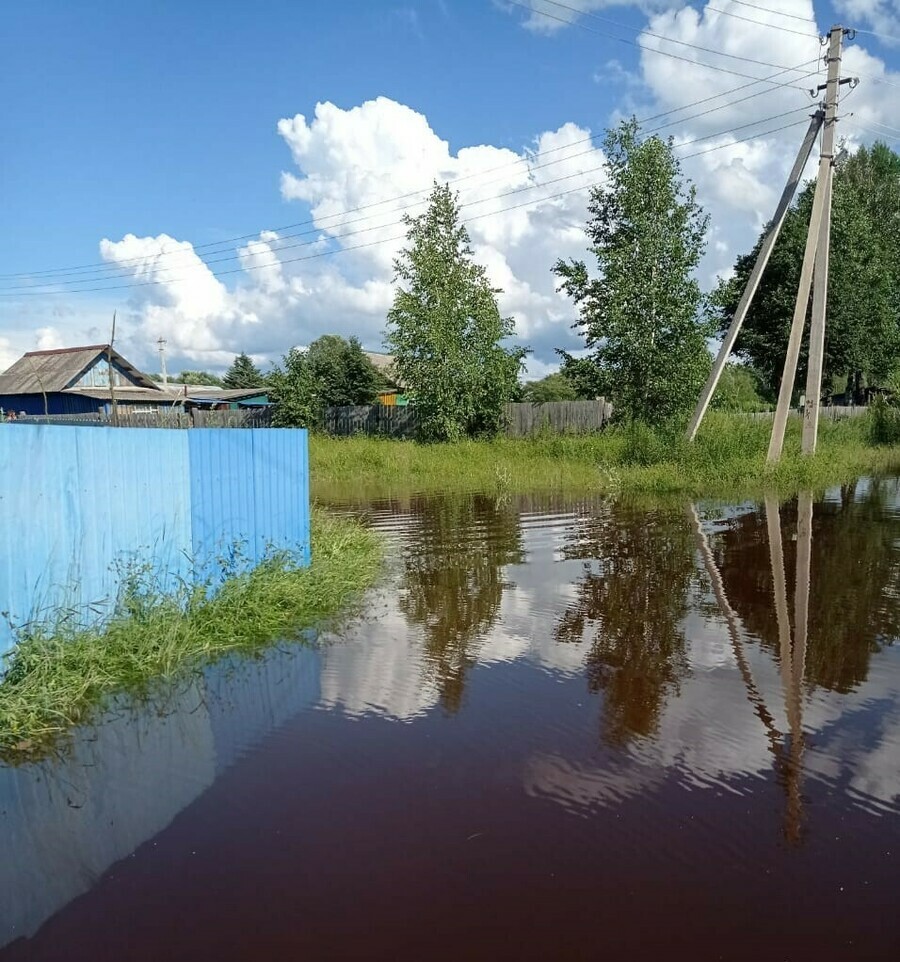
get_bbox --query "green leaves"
[386,182,526,442]
[268,336,382,428]
[222,352,267,389]
[554,119,711,425]
[717,142,900,402]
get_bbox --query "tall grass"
[868,396,900,446]
[310,412,900,500]
[0,510,382,760]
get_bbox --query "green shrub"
[868,396,900,445]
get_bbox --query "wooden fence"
[322,400,614,438]
[504,399,613,437]
[741,405,868,422]
[322,405,415,438]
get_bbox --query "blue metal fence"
[0,425,310,659]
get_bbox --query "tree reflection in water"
[554,503,696,747]
[717,479,900,694]
[398,493,525,712]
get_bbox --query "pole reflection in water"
[690,493,814,844]
[1,486,899,962]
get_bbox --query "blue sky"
[2,0,899,375]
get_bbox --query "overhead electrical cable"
[0,95,819,291]
[0,57,819,285]
[704,4,819,39]
[851,26,900,45]
[510,0,820,77]
[725,0,819,23]
[0,116,813,298]
[0,107,818,294]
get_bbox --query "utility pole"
[768,26,851,461]
[157,336,168,386]
[802,27,845,455]
[766,151,831,463]
[686,112,823,441]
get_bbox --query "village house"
[0,345,269,417]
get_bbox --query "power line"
[851,113,900,137]
[1,59,819,284]
[844,119,900,144]
[726,0,818,23]
[705,4,819,40]
[851,26,900,45]
[0,106,817,294]
[0,117,813,299]
[852,71,900,89]
[513,0,820,75]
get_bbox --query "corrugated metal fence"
[323,400,614,438]
[0,425,309,659]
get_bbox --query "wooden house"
[0,345,171,416]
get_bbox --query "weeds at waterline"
[310,412,900,500]
[0,510,382,761]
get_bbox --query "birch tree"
[555,119,711,424]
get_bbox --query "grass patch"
[310,412,900,501]
[0,509,382,761]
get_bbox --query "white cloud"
[90,96,604,375]
[0,336,15,373]
[836,1,900,39]
[8,3,899,379]
[633,1,900,281]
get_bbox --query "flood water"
[2,481,900,960]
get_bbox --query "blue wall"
[0,425,310,659]
[0,392,100,416]
[0,641,321,948]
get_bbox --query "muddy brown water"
[2,481,899,961]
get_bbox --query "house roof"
[64,386,180,404]
[0,345,161,394]
[365,351,403,387]
[165,385,268,401]
[365,351,395,374]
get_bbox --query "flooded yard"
[2,481,899,960]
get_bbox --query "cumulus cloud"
[836,0,900,38]
[632,1,900,280]
[13,1,898,378]
[95,96,604,375]
[0,336,15,374]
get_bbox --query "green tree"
[554,119,711,425]
[711,363,771,412]
[173,370,224,386]
[714,142,900,402]
[223,352,267,389]
[267,335,382,427]
[522,371,578,403]
[268,348,320,428]
[306,335,381,407]
[385,182,526,441]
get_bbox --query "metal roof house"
[0,345,171,416]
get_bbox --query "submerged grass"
[310,412,900,501]
[0,509,382,760]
